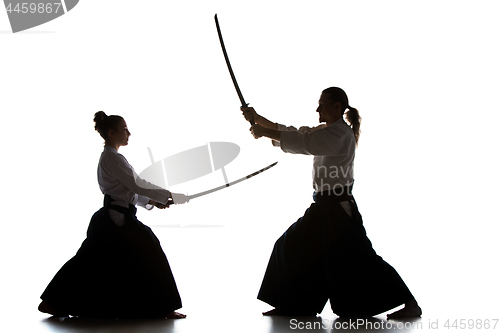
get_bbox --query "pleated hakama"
[257,190,414,317]
[40,195,182,318]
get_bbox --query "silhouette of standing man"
[242,87,422,319]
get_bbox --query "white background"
[1,0,499,331]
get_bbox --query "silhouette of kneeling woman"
[242,87,422,319]
[38,111,188,319]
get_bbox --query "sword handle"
[245,104,255,125]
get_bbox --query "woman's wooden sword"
[187,161,277,200]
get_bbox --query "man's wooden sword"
[215,14,255,125]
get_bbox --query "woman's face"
[109,119,130,147]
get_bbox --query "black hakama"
[40,195,182,318]
[257,188,414,317]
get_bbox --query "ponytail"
[322,87,361,146]
[345,106,361,147]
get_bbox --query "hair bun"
[94,111,108,133]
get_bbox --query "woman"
[38,111,188,319]
[242,87,422,319]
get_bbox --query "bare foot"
[387,299,422,320]
[263,308,281,316]
[166,311,186,319]
[38,301,68,317]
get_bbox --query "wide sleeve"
[272,123,326,147]
[108,155,171,205]
[137,195,154,210]
[279,123,353,156]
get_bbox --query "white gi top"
[273,118,355,194]
[97,146,171,225]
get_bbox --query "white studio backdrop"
[1,0,499,324]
